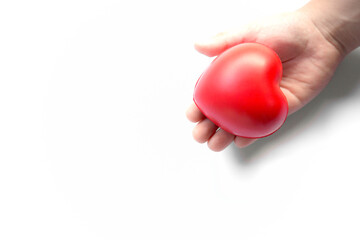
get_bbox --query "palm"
[186,11,344,151]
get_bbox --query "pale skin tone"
[186,0,360,151]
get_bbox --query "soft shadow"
[230,49,360,166]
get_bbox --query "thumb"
[194,28,255,57]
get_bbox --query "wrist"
[299,0,360,55]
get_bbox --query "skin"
[186,0,360,152]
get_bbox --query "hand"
[186,10,345,151]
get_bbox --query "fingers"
[234,136,257,149]
[186,102,205,123]
[207,129,235,152]
[187,103,234,151]
[191,118,257,150]
[194,29,252,57]
[192,118,218,143]
[193,123,256,151]
[187,103,258,150]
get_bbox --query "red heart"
[193,43,288,138]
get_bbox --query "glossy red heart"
[193,43,288,138]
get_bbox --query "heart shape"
[193,43,288,138]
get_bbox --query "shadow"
[230,48,360,166]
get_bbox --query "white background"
[1,0,360,239]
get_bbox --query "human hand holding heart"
[186,11,344,151]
